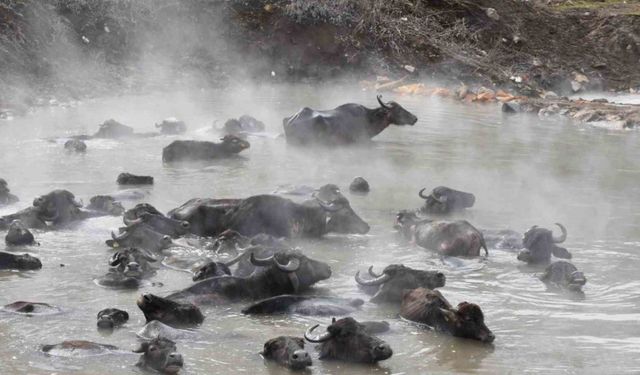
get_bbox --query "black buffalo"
[0,207,46,230]
[137,294,204,327]
[0,252,42,270]
[418,186,476,215]
[97,308,129,329]
[156,118,187,135]
[481,229,523,250]
[395,211,487,256]
[162,135,250,162]
[540,261,587,292]
[192,261,232,281]
[262,336,312,370]
[117,173,154,185]
[304,317,393,363]
[349,176,370,194]
[283,95,417,145]
[134,337,184,374]
[123,206,190,238]
[86,196,125,216]
[96,248,158,289]
[167,249,331,304]
[355,264,446,303]
[400,288,495,343]
[242,295,364,316]
[64,139,87,152]
[224,115,265,135]
[93,119,135,138]
[168,198,242,236]
[5,220,37,246]
[517,223,571,264]
[0,178,19,206]
[106,222,173,252]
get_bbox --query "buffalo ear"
[552,246,572,259]
[132,342,149,353]
[108,252,122,266]
[439,308,457,324]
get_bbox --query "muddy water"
[0,84,639,374]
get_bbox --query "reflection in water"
[0,84,639,374]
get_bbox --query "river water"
[0,83,639,374]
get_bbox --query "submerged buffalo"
[124,205,190,238]
[107,222,173,252]
[167,249,331,304]
[168,198,242,236]
[481,229,523,250]
[5,220,37,246]
[224,115,265,135]
[117,173,154,185]
[162,136,250,162]
[262,336,312,370]
[349,176,370,194]
[137,294,204,327]
[97,248,158,289]
[1,301,61,315]
[355,264,446,303]
[86,196,125,216]
[94,119,135,138]
[192,261,232,281]
[283,95,417,145]
[517,223,571,264]
[242,295,364,316]
[400,288,495,343]
[42,341,119,357]
[540,261,587,292]
[97,308,129,329]
[418,186,476,215]
[304,317,393,363]
[156,118,187,135]
[64,139,87,152]
[0,252,42,270]
[134,337,184,374]
[395,211,487,256]
[0,178,19,206]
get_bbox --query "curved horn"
[108,252,123,266]
[317,199,341,212]
[355,271,391,286]
[304,324,334,343]
[377,95,391,109]
[222,246,259,267]
[123,216,143,226]
[481,236,489,256]
[552,223,567,243]
[288,272,300,292]
[275,257,300,272]
[111,230,130,241]
[250,252,274,267]
[418,188,430,200]
[368,266,382,278]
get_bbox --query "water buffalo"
[242,295,364,316]
[400,288,495,343]
[32,189,85,224]
[0,207,46,230]
[64,139,87,152]
[93,119,135,138]
[156,118,187,135]
[137,294,204,327]
[192,261,232,281]
[5,220,37,246]
[355,264,446,303]
[224,115,265,135]
[42,341,120,357]
[304,317,393,363]
[162,135,250,162]
[349,177,370,194]
[262,336,312,370]
[106,222,173,252]
[86,196,125,216]
[97,308,129,329]
[418,186,476,215]
[167,249,331,304]
[482,229,523,250]
[0,178,19,206]
[395,211,488,257]
[123,211,190,238]
[517,223,571,264]
[0,251,42,270]
[284,95,418,145]
[540,261,587,292]
[97,248,159,288]
[117,173,154,185]
[1,301,61,315]
[168,198,242,236]
[134,337,184,374]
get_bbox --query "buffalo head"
[97,308,129,330]
[220,135,250,153]
[518,223,570,264]
[134,337,183,374]
[137,294,204,327]
[305,317,393,363]
[313,184,369,234]
[106,222,173,252]
[355,264,446,303]
[377,95,417,126]
[262,336,312,370]
[32,190,83,224]
[419,186,476,215]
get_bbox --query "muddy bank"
[1,0,639,113]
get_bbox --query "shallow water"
[1,83,639,374]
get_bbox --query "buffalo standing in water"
[162,135,250,162]
[517,223,571,264]
[355,264,446,303]
[283,95,417,145]
[400,288,495,343]
[304,317,393,363]
[395,211,488,257]
[418,186,476,215]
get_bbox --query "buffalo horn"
[377,95,391,109]
[552,223,567,243]
[275,257,300,272]
[304,324,334,343]
[355,271,391,286]
[368,266,383,278]
[250,252,274,267]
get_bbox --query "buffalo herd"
[0,96,589,373]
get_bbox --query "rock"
[539,104,560,117]
[571,81,583,93]
[486,8,499,21]
[502,102,521,114]
[403,65,415,73]
[349,177,370,194]
[541,91,559,99]
[572,109,601,122]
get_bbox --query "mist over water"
[1,83,640,374]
